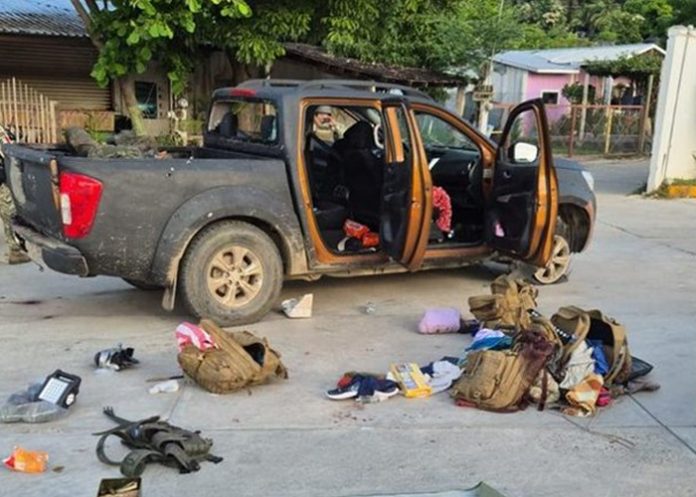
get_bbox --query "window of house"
[541,91,559,105]
[135,81,158,119]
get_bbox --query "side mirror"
[511,141,539,163]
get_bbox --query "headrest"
[260,115,276,142]
[343,121,374,149]
[218,112,238,138]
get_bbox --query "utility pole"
[476,0,505,136]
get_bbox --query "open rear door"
[485,99,558,266]
[379,100,430,270]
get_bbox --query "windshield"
[208,99,278,144]
[414,111,477,151]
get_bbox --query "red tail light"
[59,172,102,239]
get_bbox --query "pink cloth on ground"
[175,321,216,352]
[418,308,461,334]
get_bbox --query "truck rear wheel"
[179,221,283,326]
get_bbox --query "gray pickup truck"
[2,79,595,325]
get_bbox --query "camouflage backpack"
[551,306,632,386]
[451,329,554,411]
[468,275,538,330]
[178,319,288,394]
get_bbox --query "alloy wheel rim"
[207,245,263,308]
[534,235,571,284]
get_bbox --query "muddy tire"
[532,218,572,285]
[122,278,162,291]
[178,221,283,326]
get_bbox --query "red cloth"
[432,186,452,233]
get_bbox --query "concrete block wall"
[648,26,696,191]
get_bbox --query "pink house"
[491,43,665,113]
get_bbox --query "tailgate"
[4,144,63,238]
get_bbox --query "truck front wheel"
[179,221,283,325]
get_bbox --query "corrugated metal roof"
[493,43,665,74]
[0,0,86,37]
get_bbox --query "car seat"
[217,112,238,138]
[342,121,383,229]
[260,115,276,142]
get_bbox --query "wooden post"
[49,100,57,143]
[0,82,5,125]
[455,86,466,117]
[21,83,28,142]
[578,72,590,142]
[568,106,577,158]
[40,95,46,144]
[604,106,614,156]
[33,89,40,143]
[638,73,655,154]
[12,77,18,140]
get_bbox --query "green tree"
[71,0,253,136]
[671,0,696,25]
[625,0,674,41]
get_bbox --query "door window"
[501,111,541,165]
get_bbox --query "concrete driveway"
[1,159,695,497]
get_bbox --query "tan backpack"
[450,329,554,411]
[178,319,288,394]
[468,275,538,330]
[551,306,631,385]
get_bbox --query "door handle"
[502,170,512,179]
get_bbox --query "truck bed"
[4,143,297,282]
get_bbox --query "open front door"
[379,100,430,270]
[485,99,558,266]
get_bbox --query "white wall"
[491,63,527,103]
[648,26,696,191]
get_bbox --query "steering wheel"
[373,123,384,150]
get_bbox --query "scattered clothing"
[326,373,398,402]
[559,341,595,389]
[597,387,612,407]
[528,369,560,407]
[422,360,463,394]
[587,339,609,376]
[175,321,215,353]
[467,329,513,352]
[418,308,461,334]
[562,373,604,417]
[94,344,139,371]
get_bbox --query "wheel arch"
[558,201,592,253]
[149,186,308,289]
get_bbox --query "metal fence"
[489,103,651,158]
